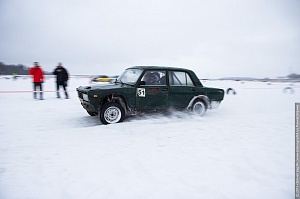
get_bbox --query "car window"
[169,71,194,86]
[117,69,143,85]
[141,71,166,85]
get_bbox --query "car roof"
[127,66,192,72]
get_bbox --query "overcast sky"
[0,0,299,78]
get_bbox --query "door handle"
[162,88,168,91]
[191,88,195,91]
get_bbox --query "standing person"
[29,62,44,100]
[53,62,69,99]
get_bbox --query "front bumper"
[80,99,96,113]
[77,89,97,113]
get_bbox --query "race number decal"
[137,88,145,97]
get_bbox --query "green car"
[76,66,224,124]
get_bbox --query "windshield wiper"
[115,79,125,84]
[115,80,133,86]
[115,79,122,84]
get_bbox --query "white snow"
[0,77,298,199]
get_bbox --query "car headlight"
[83,93,89,101]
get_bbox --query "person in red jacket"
[29,62,44,100]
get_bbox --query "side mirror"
[138,81,146,86]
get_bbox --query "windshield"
[117,69,143,85]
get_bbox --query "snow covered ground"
[0,76,298,199]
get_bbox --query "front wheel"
[191,100,207,116]
[100,102,125,124]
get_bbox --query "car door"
[168,71,197,109]
[136,70,169,111]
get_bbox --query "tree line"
[0,62,51,75]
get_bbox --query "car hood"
[77,83,133,92]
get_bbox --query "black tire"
[87,111,97,116]
[226,88,236,95]
[99,102,125,124]
[191,100,207,116]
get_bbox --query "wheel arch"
[100,93,129,113]
[187,95,211,110]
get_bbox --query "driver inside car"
[144,72,160,85]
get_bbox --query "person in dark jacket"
[53,62,69,99]
[29,62,44,100]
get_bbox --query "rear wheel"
[100,102,125,124]
[192,100,207,116]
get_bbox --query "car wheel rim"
[193,102,205,115]
[104,106,121,123]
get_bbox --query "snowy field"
[0,76,299,199]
